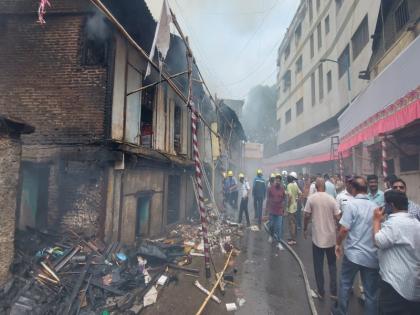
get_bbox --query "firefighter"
[253,169,267,226]
[223,170,238,210]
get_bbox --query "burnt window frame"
[81,18,110,67]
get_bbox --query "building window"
[395,0,409,32]
[308,0,313,22]
[296,98,304,116]
[317,22,322,50]
[318,63,324,101]
[327,70,332,92]
[284,43,290,61]
[351,15,369,60]
[285,109,292,124]
[295,55,303,73]
[336,0,343,13]
[338,45,350,78]
[325,15,330,34]
[400,154,419,172]
[311,72,316,106]
[81,35,108,66]
[295,23,302,44]
[283,70,291,91]
[316,0,321,11]
[310,33,314,58]
[174,105,182,154]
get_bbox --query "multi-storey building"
[272,0,381,166]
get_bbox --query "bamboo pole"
[195,250,233,315]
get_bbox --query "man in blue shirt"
[252,169,266,225]
[324,174,337,198]
[367,174,384,207]
[333,176,380,315]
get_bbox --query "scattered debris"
[194,281,222,304]
[143,285,158,307]
[225,303,238,311]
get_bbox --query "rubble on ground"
[0,210,245,315]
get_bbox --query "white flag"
[145,0,172,78]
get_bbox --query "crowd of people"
[222,169,420,315]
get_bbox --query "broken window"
[125,64,142,145]
[81,21,108,66]
[136,195,151,237]
[140,87,155,148]
[167,175,181,224]
[174,104,182,154]
[18,163,50,230]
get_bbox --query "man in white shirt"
[373,190,420,314]
[238,173,251,226]
[336,175,354,213]
[304,178,341,299]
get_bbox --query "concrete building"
[0,0,244,248]
[338,0,420,202]
[274,0,381,156]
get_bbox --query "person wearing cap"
[367,174,385,207]
[267,174,287,251]
[237,173,251,226]
[224,170,238,211]
[286,172,301,245]
[252,169,267,226]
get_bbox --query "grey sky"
[145,0,299,100]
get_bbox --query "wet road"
[235,227,310,314]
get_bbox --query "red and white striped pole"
[339,153,344,180]
[381,136,388,179]
[191,108,211,278]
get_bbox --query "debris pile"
[1,214,244,314]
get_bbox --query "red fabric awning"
[339,90,420,153]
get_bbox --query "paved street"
[235,228,310,314]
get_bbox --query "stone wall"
[0,136,22,286]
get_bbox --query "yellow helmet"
[257,169,263,175]
[275,173,282,178]
[238,173,245,178]
[227,170,233,177]
[270,173,276,178]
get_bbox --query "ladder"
[330,136,341,175]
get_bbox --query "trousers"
[312,243,337,296]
